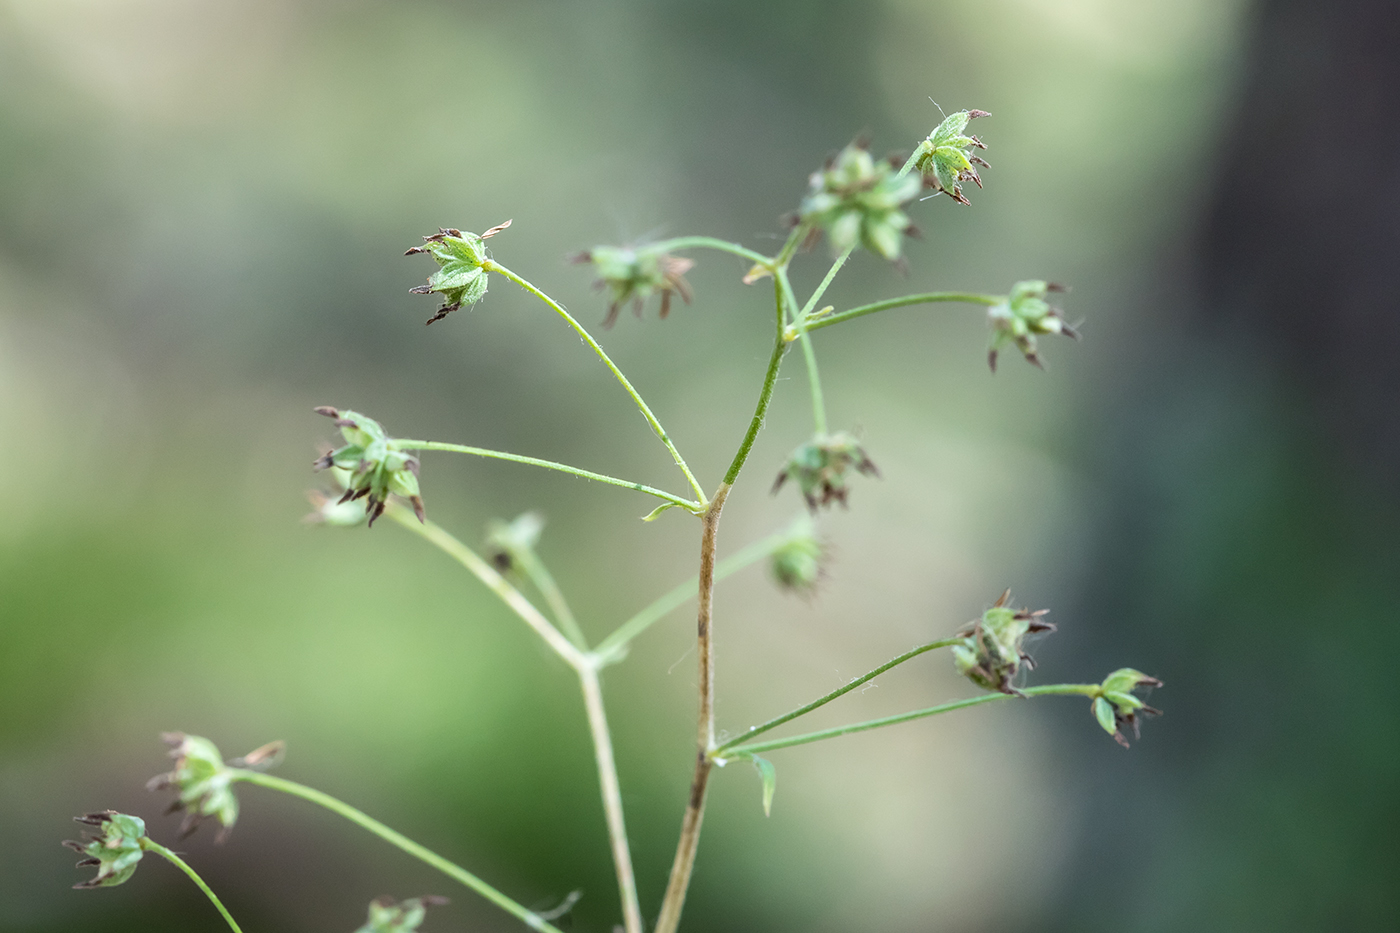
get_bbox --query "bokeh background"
[3,0,1397,930]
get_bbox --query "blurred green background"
[3,0,1397,931]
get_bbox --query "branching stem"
[231,771,564,933]
[140,839,244,933]
[796,292,999,337]
[721,684,1101,757]
[485,261,707,505]
[400,441,700,513]
[712,637,964,756]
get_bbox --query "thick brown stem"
[654,483,730,933]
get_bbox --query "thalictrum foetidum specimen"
[771,431,880,511]
[64,812,146,889]
[1093,668,1164,747]
[405,221,512,324]
[951,589,1057,696]
[798,142,923,261]
[147,732,284,840]
[312,407,424,526]
[914,109,991,205]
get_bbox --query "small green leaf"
[750,755,777,817]
[642,502,679,522]
[1093,696,1117,735]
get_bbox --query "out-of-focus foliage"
[7,1,1395,932]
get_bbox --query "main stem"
[654,483,729,933]
[141,839,244,933]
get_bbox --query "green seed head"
[147,733,284,840]
[64,811,147,889]
[799,142,922,261]
[986,280,1079,371]
[405,220,511,324]
[1092,668,1163,747]
[312,408,424,527]
[951,590,1056,695]
[914,109,991,205]
[572,245,695,328]
[772,431,880,511]
[355,896,449,933]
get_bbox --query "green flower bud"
[769,516,825,595]
[798,142,922,261]
[484,511,545,574]
[772,431,880,511]
[951,589,1056,695]
[1092,668,1163,747]
[405,220,511,324]
[571,245,695,328]
[986,280,1080,371]
[914,109,991,205]
[64,811,147,889]
[147,733,284,841]
[354,896,449,933]
[312,407,425,527]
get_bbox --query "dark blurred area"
[2,1,1395,932]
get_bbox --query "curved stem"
[648,236,773,267]
[578,666,643,933]
[722,278,791,485]
[485,261,707,504]
[400,441,699,512]
[721,684,1101,757]
[799,292,999,336]
[654,483,730,933]
[591,527,796,664]
[140,839,244,933]
[712,637,964,756]
[384,506,587,669]
[231,771,564,933]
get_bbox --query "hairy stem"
[141,839,243,933]
[798,292,999,336]
[648,236,774,267]
[400,440,700,512]
[591,527,796,664]
[384,506,587,668]
[722,684,1101,757]
[578,665,643,933]
[654,483,730,933]
[712,637,964,756]
[485,261,707,504]
[232,771,564,933]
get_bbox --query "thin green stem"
[485,261,707,505]
[648,236,773,267]
[578,667,643,933]
[384,506,588,668]
[797,330,827,434]
[722,277,790,486]
[720,684,1101,757]
[773,224,809,269]
[140,839,244,933]
[401,441,699,513]
[513,547,588,650]
[798,245,854,319]
[712,637,964,756]
[591,527,799,664]
[232,772,564,933]
[799,292,999,336]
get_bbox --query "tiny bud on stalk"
[312,407,425,527]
